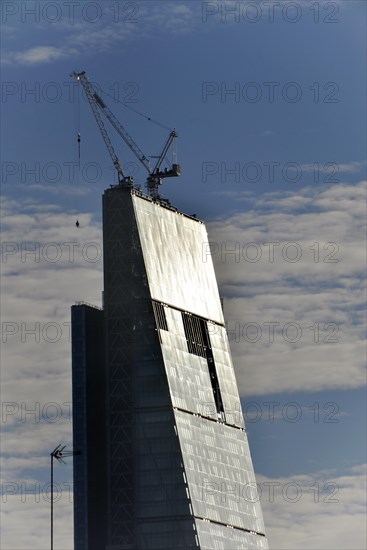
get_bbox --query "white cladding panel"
[160,306,244,429]
[174,410,267,537]
[132,195,224,324]
[196,519,269,550]
[160,307,218,419]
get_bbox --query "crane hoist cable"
[74,82,81,228]
[101,88,172,132]
[77,83,81,170]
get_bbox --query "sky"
[1,1,366,548]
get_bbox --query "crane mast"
[71,70,181,197]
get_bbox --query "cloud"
[207,181,367,396]
[1,182,365,547]
[1,3,199,66]
[1,197,101,548]
[2,183,366,405]
[259,465,367,549]
[9,183,94,197]
[1,198,102,453]
[1,0,356,68]
[6,46,66,65]
[299,161,365,174]
[1,491,73,550]
[1,28,124,66]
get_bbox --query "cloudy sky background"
[1,1,366,548]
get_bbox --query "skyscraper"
[72,185,268,550]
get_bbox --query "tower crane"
[71,71,181,198]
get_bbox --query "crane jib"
[72,70,181,198]
[93,93,106,109]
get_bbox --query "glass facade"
[72,187,268,549]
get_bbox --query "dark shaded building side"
[71,304,107,550]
